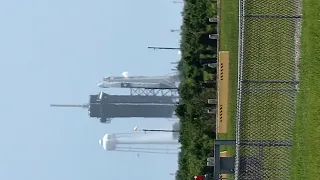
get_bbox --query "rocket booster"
[103,75,180,84]
[97,82,177,89]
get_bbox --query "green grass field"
[291,0,320,179]
[238,1,300,179]
[219,0,320,179]
[218,0,238,154]
[218,1,239,179]
[218,0,320,179]
[220,0,304,179]
[176,0,318,179]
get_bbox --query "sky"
[0,0,183,179]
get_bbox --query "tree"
[176,0,218,179]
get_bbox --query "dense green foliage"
[175,0,218,179]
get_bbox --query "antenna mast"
[50,104,89,108]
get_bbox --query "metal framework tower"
[130,88,178,97]
[97,73,180,97]
[50,92,176,124]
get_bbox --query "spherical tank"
[100,133,117,150]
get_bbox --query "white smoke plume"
[122,71,129,78]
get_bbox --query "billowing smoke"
[122,71,129,77]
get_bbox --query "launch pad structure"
[51,73,180,124]
[130,88,178,97]
[97,73,180,97]
[51,92,177,124]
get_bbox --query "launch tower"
[51,92,176,124]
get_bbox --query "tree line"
[175,0,218,179]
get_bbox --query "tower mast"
[50,104,89,108]
[50,92,176,124]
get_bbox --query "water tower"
[98,132,179,154]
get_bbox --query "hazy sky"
[0,0,182,179]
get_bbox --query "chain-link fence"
[234,0,302,179]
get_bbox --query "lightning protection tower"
[51,92,176,124]
[97,73,180,97]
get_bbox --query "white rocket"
[97,72,179,89]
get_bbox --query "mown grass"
[237,1,299,179]
[218,0,238,155]
[218,0,320,179]
[291,0,320,179]
[217,1,239,179]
